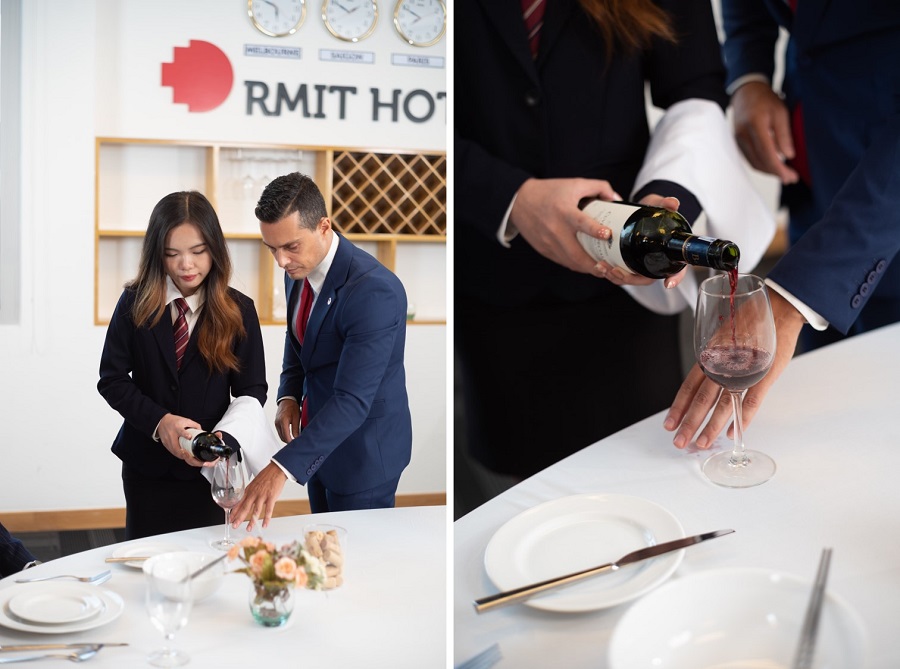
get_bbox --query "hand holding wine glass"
[146,561,192,667]
[695,273,777,487]
[210,454,247,550]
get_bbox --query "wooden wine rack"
[331,151,447,236]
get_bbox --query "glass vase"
[248,583,295,627]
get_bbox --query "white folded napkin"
[201,396,281,481]
[624,98,777,314]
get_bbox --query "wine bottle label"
[682,236,717,267]
[178,427,204,454]
[576,200,640,272]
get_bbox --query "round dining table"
[0,505,446,667]
[455,322,900,668]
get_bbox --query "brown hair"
[577,0,677,59]
[127,191,245,374]
[255,172,328,229]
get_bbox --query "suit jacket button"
[867,271,878,285]
[859,282,870,296]
[876,259,888,273]
[524,90,541,107]
[851,294,863,309]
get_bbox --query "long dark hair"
[577,0,677,59]
[126,191,245,374]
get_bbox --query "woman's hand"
[157,413,207,467]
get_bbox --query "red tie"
[296,279,314,345]
[296,280,314,429]
[173,298,189,370]
[521,0,546,59]
[786,0,811,185]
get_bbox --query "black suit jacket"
[455,0,729,307]
[98,288,267,479]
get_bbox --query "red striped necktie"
[521,0,546,59]
[296,279,314,429]
[173,298,189,370]
[296,279,314,345]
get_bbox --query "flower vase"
[249,583,295,627]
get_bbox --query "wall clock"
[248,0,307,37]
[393,0,446,47]
[322,0,379,43]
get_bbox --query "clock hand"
[333,0,353,12]
[262,0,279,17]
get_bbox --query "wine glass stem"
[224,509,231,543]
[728,390,748,466]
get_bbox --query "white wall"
[0,0,446,514]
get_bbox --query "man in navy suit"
[232,173,412,527]
[0,521,38,578]
[665,0,900,449]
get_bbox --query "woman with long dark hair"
[99,191,266,539]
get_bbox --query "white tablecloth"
[455,322,900,668]
[0,506,446,667]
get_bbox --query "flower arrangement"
[229,536,326,592]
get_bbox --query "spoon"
[0,647,98,663]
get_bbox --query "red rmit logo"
[161,40,233,112]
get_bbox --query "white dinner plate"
[608,567,867,669]
[110,541,184,568]
[8,584,104,624]
[483,493,685,612]
[0,583,124,634]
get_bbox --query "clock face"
[248,0,307,37]
[322,0,379,42]
[393,0,446,47]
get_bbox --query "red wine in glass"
[699,344,773,392]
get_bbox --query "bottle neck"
[667,232,740,271]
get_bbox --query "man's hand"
[664,290,806,448]
[732,81,799,184]
[274,398,301,443]
[230,463,288,531]
[156,413,207,467]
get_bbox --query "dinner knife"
[0,644,128,652]
[474,528,735,613]
[105,556,151,562]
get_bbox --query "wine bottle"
[575,199,740,279]
[179,428,235,462]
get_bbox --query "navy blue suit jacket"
[722,0,900,333]
[0,521,36,577]
[275,233,412,495]
[98,288,267,479]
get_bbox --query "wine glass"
[209,454,247,550]
[146,560,192,667]
[695,273,777,487]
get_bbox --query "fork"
[0,647,98,663]
[15,570,111,585]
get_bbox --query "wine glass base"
[702,449,776,488]
[147,648,189,667]
[210,538,236,551]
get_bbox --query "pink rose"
[295,569,309,588]
[275,557,298,581]
[249,550,269,574]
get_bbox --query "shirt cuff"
[277,396,298,405]
[765,278,829,331]
[726,73,771,96]
[496,193,520,248]
[272,458,297,482]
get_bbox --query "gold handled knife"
[105,556,151,562]
[0,644,128,652]
[474,528,735,613]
